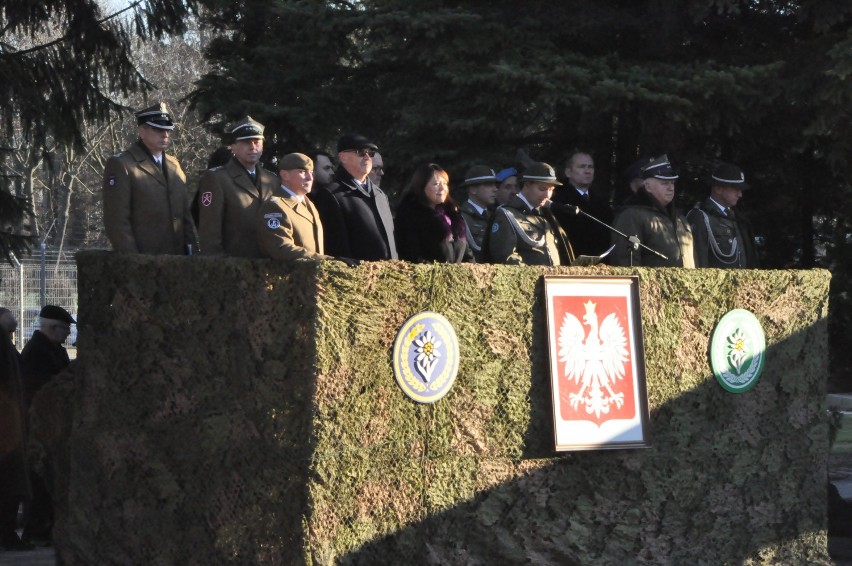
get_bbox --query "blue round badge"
[392,311,460,403]
[709,309,766,393]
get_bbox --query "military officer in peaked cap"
[611,154,695,267]
[102,102,198,254]
[687,161,759,268]
[197,116,278,257]
[489,162,575,266]
[458,165,498,262]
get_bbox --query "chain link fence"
[0,246,78,358]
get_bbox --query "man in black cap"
[551,149,614,256]
[610,155,695,267]
[458,165,498,262]
[103,102,198,255]
[308,133,397,260]
[687,161,759,268]
[197,116,278,257]
[489,162,575,266]
[19,305,74,546]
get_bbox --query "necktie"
[248,171,257,185]
[581,192,590,203]
[726,207,736,219]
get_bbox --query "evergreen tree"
[0,0,197,261]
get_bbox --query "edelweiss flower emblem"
[392,312,460,403]
[726,328,749,374]
[710,309,766,393]
[414,330,442,383]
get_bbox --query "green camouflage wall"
[52,253,830,564]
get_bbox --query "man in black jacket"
[309,133,397,260]
[551,149,614,257]
[20,305,74,546]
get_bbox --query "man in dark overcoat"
[309,133,397,261]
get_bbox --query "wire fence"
[0,246,78,358]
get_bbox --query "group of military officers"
[102,102,758,270]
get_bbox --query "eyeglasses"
[371,166,384,173]
[344,148,376,158]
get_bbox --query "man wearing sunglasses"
[309,133,398,260]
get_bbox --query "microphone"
[545,200,580,215]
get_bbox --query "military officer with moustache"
[488,162,575,266]
[102,102,198,254]
[197,116,277,257]
[257,153,332,261]
[687,161,759,268]
[458,165,498,262]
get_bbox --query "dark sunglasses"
[344,148,376,158]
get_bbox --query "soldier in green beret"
[257,153,332,261]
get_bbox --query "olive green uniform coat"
[197,158,277,257]
[102,141,198,254]
[256,188,328,261]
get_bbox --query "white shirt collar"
[517,192,537,211]
[708,197,728,214]
[467,200,486,215]
[281,185,304,203]
[574,187,589,196]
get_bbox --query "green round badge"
[710,309,766,393]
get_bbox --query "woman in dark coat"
[394,163,473,263]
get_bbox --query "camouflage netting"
[44,253,830,564]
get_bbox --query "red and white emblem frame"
[543,275,650,451]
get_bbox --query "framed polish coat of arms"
[543,276,651,451]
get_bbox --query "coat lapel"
[130,144,166,187]
[227,159,260,199]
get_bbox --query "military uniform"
[257,186,328,261]
[610,189,695,268]
[459,200,490,262]
[103,141,197,254]
[197,158,277,257]
[488,195,574,266]
[687,199,759,268]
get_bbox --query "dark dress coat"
[394,196,472,263]
[308,166,398,261]
[21,331,70,408]
[102,141,198,254]
[611,189,695,268]
[197,158,277,257]
[550,184,614,257]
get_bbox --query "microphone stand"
[547,201,668,266]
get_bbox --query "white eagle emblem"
[558,300,629,418]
